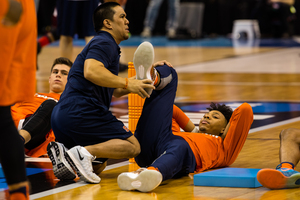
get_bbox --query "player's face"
[198,110,227,136]
[49,64,70,94]
[110,6,129,43]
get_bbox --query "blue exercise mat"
[194,168,262,188]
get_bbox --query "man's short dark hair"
[50,57,73,73]
[207,102,233,124]
[93,2,120,32]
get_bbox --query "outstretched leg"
[257,128,300,189]
[118,65,196,192]
[280,128,300,165]
[134,64,177,167]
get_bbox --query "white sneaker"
[133,41,155,95]
[167,28,176,38]
[117,168,162,192]
[65,146,101,183]
[141,27,151,37]
[47,142,76,180]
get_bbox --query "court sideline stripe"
[179,81,300,86]
[249,116,300,134]
[30,161,129,199]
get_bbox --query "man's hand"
[126,60,173,98]
[153,60,173,68]
[2,0,23,26]
[127,78,155,98]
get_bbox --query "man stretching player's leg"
[118,64,253,192]
[117,43,253,193]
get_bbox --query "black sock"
[9,185,28,196]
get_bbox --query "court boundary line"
[249,116,300,133]
[30,161,129,199]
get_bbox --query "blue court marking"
[0,167,52,189]
[180,102,300,113]
[47,36,300,47]
[120,36,234,47]
[121,36,300,47]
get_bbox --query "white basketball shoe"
[65,146,101,183]
[117,168,162,192]
[133,41,156,95]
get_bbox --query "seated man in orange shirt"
[117,43,254,193]
[11,57,72,158]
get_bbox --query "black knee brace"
[23,99,57,150]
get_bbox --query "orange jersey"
[0,0,9,17]
[173,103,253,172]
[11,93,60,157]
[0,0,37,106]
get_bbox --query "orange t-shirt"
[0,0,37,106]
[172,103,253,172]
[11,93,60,157]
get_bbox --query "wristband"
[123,78,128,89]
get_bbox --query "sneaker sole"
[47,142,76,180]
[133,42,155,95]
[117,170,162,192]
[65,150,100,184]
[257,168,300,189]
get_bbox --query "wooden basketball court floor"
[2,36,300,199]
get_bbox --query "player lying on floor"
[117,42,254,193]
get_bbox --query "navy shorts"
[56,0,98,38]
[51,97,133,149]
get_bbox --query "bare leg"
[257,128,300,189]
[59,35,73,60]
[85,135,140,159]
[279,128,300,166]
[19,129,31,144]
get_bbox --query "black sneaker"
[47,142,76,180]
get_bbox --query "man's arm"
[113,76,136,98]
[222,103,253,165]
[84,59,155,98]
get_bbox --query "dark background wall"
[125,0,300,38]
[37,0,300,38]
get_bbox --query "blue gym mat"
[194,167,262,188]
